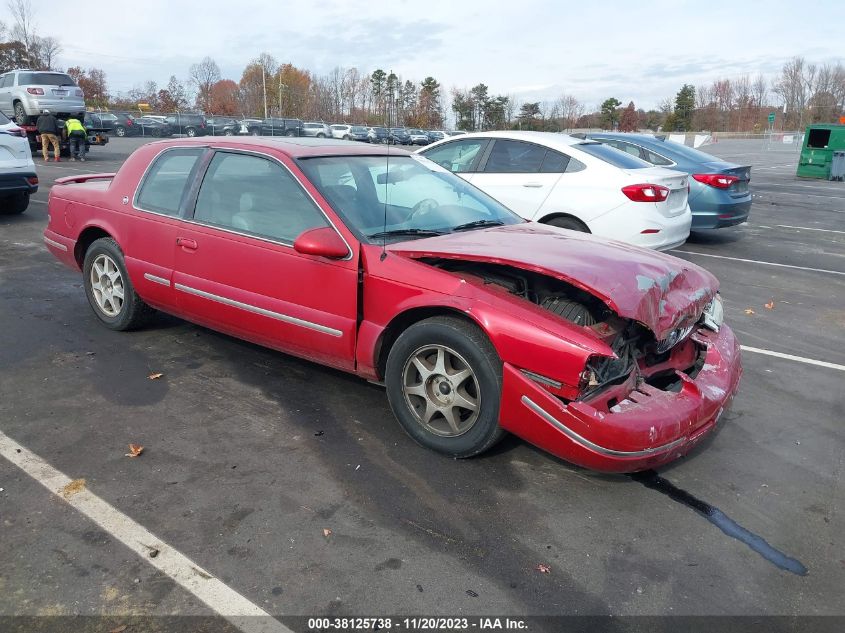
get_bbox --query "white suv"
[0,110,37,214]
[0,69,86,125]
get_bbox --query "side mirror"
[293,227,349,259]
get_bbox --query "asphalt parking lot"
[1,137,843,631]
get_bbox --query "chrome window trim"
[188,147,354,261]
[143,273,170,287]
[521,396,687,457]
[174,283,343,337]
[43,236,68,251]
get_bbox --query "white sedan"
[0,110,37,215]
[417,131,691,251]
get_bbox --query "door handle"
[176,237,198,250]
[523,182,544,188]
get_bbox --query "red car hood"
[389,223,718,340]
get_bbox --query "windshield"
[575,142,652,169]
[297,154,523,242]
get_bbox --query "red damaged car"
[43,138,741,473]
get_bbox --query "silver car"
[302,122,331,138]
[0,69,86,125]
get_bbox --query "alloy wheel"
[402,344,480,437]
[89,254,125,317]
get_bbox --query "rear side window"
[575,142,652,169]
[193,152,329,243]
[539,149,570,173]
[135,148,204,216]
[484,140,546,173]
[422,139,488,173]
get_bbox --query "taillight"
[3,127,26,137]
[27,87,45,95]
[27,176,39,185]
[693,173,739,189]
[126,119,133,125]
[622,184,670,202]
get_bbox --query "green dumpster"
[796,124,845,179]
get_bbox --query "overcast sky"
[33,0,845,110]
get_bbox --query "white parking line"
[671,250,845,276]
[741,346,845,372]
[775,224,845,235]
[0,431,292,633]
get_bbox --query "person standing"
[65,116,88,162]
[36,109,61,162]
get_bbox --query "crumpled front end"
[499,323,742,473]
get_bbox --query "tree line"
[0,1,841,132]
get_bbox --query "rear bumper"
[43,228,79,270]
[590,203,691,252]
[499,324,742,473]
[0,172,37,195]
[19,94,85,117]
[690,198,752,230]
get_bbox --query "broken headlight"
[700,294,724,332]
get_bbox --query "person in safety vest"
[65,116,88,162]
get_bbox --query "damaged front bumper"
[498,324,742,473]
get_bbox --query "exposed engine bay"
[422,258,707,406]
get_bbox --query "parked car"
[43,137,741,473]
[164,113,208,137]
[205,117,240,136]
[586,133,752,229]
[248,118,303,136]
[348,125,370,142]
[418,131,692,251]
[132,116,173,137]
[238,118,262,135]
[85,112,137,137]
[407,129,430,145]
[427,130,448,143]
[330,124,352,139]
[368,126,390,143]
[0,69,86,125]
[302,122,331,138]
[388,128,411,145]
[0,110,37,214]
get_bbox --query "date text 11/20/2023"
[306,617,529,630]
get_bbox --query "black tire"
[14,102,27,125]
[0,192,29,215]
[385,316,505,458]
[343,134,351,140]
[224,129,234,136]
[83,237,154,331]
[317,133,326,138]
[546,215,589,232]
[114,126,126,137]
[185,127,197,137]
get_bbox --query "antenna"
[380,130,390,261]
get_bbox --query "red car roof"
[142,136,412,158]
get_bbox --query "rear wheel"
[385,316,505,458]
[185,127,197,137]
[546,215,589,232]
[14,102,27,125]
[317,133,326,138]
[114,126,126,137]
[0,192,29,215]
[83,238,154,331]
[224,129,234,136]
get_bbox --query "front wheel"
[0,192,29,215]
[385,316,504,458]
[224,129,234,136]
[83,238,154,331]
[316,133,326,138]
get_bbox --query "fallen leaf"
[125,444,144,458]
[744,309,755,315]
[60,478,86,499]
[764,300,775,310]
[109,626,128,633]
[322,528,332,538]
[536,563,551,574]
[148,372,163,380]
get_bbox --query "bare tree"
[7,0,36,51]
[751,74,767,109]
[189,56,221,113]
[33,35,60,69]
